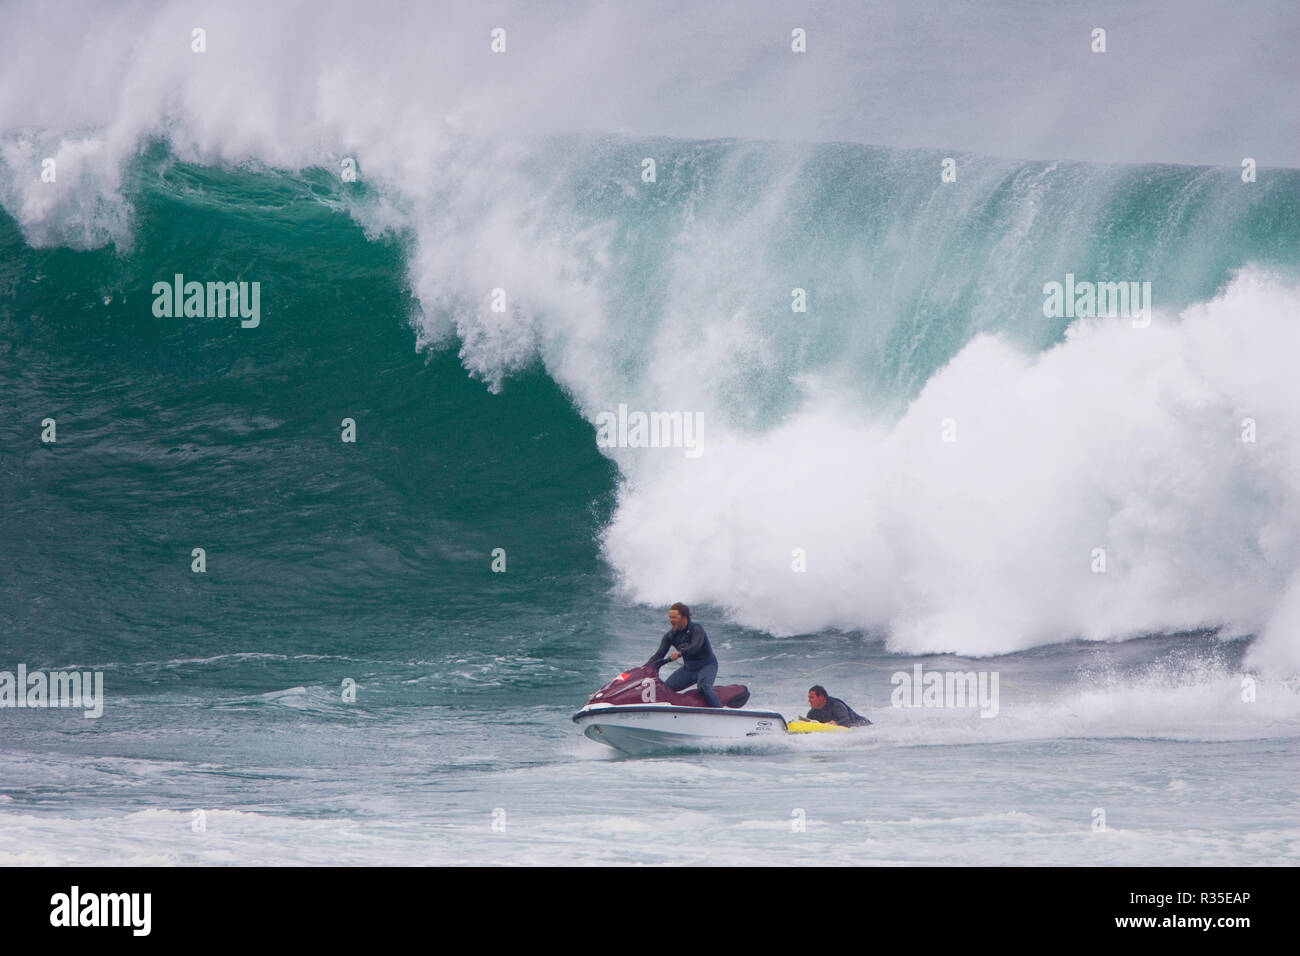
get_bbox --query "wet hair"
[809,685,827,698]
[670,602,691,621]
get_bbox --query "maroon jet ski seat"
[587,662,751,709]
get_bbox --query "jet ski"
[572,660,788,755]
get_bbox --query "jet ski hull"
[573,704,788,755]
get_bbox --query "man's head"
[808,685,828,709]
[668,602,691,630]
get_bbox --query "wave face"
[527,142,1300,666]
[2,6,1300,675]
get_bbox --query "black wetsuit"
[806,696,872,726]
[647,621,721,707]
[646,621,715,667]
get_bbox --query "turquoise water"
[2,136,1299,865]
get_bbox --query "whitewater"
[1,0,1298,866]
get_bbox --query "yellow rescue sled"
[786,720,854,734]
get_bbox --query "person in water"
[805,685,872,726]
[647,602,722,707]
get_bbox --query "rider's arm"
[827,699,853,726]
[645,633,672,666]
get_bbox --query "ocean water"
[2,2,1299,866]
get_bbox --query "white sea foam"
[605,270,1300,674]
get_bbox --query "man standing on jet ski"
[647,602,722,707]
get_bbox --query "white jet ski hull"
[573,704,788,755]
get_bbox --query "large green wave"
[3,135,1299,661]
